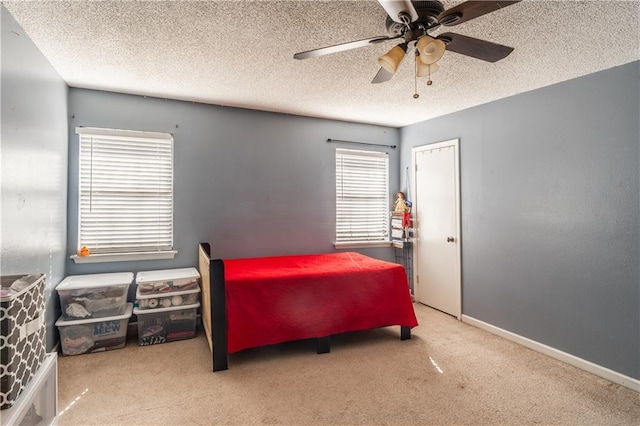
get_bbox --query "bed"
[198,243,418,371]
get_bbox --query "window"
[335,148,390,246]
[74,127,174,262]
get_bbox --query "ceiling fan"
[294,0,521,86]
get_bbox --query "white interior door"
[412,139,461,319]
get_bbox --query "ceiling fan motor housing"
[385,0,445,36]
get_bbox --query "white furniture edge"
[462,315,640,392]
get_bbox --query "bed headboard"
[198,243,228,371]
[198,243,213,351]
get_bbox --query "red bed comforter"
[223,251,418,353]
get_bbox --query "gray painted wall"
[400,61,640,379]
[66,89,400,277]
[1,5,69,350]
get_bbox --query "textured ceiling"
[4,0,639,128]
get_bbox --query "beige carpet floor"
[56,303,639,425]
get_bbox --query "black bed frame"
[198,243,411,372]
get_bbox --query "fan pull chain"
[427,64,433,86]
[413,50,419,99]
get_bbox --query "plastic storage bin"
[56,303,133,356]
[136,286,200,310]
[1,353,57,424]
[1,273,47,410]
[135,268,200,295]
[134,303,200,346]
[57,272,133,320]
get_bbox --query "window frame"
[334,147,391,249]
[71,127,176,264]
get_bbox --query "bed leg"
[401,326,411,340]
[317,336,330,354]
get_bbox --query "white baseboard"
[461,315,639,393]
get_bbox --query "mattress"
[223,251,418,353]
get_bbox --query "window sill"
[334,241,392,249]
[70,251,177,264]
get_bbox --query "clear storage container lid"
[135,286,200,300]
[135,267,200,284]
[57,272,134,290]
[55,303,133,326]
[133,302,200,315]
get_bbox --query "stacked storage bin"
[55,272,134,356]
[0,274,47,410]
[134,268,200,346]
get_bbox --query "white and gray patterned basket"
[0,273,46,410]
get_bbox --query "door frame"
[411,138,462,319]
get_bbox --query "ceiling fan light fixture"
[416,36,446,65]
[377,43,408,74]
[416,61,439,78]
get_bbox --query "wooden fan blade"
[377,0,419,23]
[294,36,400,60]
[438,1,521,27]
[371,67,394,84]
[438,32,514,63]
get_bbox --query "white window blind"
[77,127,174,255]
[336,148,389,243]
